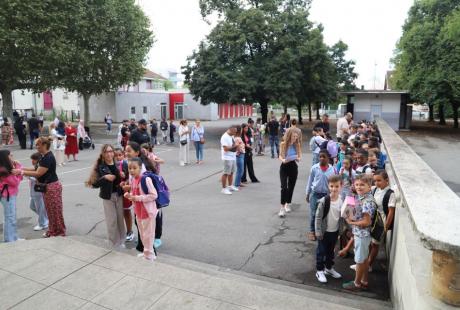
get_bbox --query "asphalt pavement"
[0,118,389,301]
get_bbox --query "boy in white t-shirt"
[220,126,238,195]
[314,175,344,283]
[368,169,396,270]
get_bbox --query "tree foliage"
[0,0,153,125]
[392,0,460,127]
[184,0,356,123]
[0,1,71,117]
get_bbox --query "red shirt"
[132,177,149,219]
[320,165,328,172]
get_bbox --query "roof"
[143,69,167,80]
[340,90,409,95]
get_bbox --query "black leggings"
[280,161,298,205]
[241,151,258,182]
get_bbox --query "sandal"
[342,281,362,291]
[360,281,369,290]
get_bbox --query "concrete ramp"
[0,237,392,310]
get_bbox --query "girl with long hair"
[0,149,23,242]
[241,123,259,183]
[278,129,301,217]
[86,144,125,247]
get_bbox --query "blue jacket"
[306,164,336,196]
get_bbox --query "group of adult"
[118,118,206,166]
[220,118,261,195]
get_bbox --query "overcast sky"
[139,0,414,89]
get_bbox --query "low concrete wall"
[378,119,460,309]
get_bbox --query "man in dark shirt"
[314,114,330,134]
[129,119,150,145]
[150,119,158,145]
[27,114,41,149]
[128,119,137,132]
[14,116,27,149]
[267,116,280,158]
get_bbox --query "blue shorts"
[354,236,371,264]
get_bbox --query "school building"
[341,90,412,131]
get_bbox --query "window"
[160,103,167,119]
[143,106,147,114]
[131,107,136,114]
[146,80,153,89]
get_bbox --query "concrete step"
[70,235,393,310]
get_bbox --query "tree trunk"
[283,103,288,115]
[452,101,459,129]
[83,93,91,128]
[315,102,320,120]
[260,100,269,124]
[296,103,303,124]
[428,103,434,122]
[1,88,13,119]
[438,103,446,125]
[308,102,312,122]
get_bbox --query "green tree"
[60,0,153,127]
[0,1,71,117]
[392,0,460,127]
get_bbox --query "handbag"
[34,183,47,193]
[200,138,205,144]
[180,140,187,145]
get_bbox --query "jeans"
[1,196,18,242]
[234,154,245,187]
[316,230,339,271]
[30,195,49,228]
[194,141,204,161]
[280,161,298,204]
[151,136,157,145]
[309,192,328,232]
[30,130,39,149]
[106,123,112,131]
[269,135,279,157]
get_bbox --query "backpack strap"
[1,184,9,202]
[382,189,394,215]
[140,174,150,195]
[322,195,331,220]
[372,187,377,196]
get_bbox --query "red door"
[43,91,53,110]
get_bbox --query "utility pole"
[373,61,377,89]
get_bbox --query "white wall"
[8,89,79,112]
[354,93,401,113]
[79,93,116,123]
[183,93,218,121]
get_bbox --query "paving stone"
[52,264,125,300]
[149,288,221,310]
[11,288,86,310]
[0,269,45,310]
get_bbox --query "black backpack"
[372,188,395,230]
[321,195,331,219]
[316,140,329,151]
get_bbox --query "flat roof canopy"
[340,90,409,95]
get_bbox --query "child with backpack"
[114,148,134,242]
[355,149,373,175]
[28,152,49,231]
[339,156,356,201]
[124,157,158,261]
[306,150,337,241]
[367,170,396,271]
[309,127,327,166]
[169,120,176,143]
[314,175,344,283]
[342,174,376,291]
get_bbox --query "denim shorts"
[354,235,371,264]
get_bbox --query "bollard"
[432,250,460,306]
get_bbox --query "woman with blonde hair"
[278,129,301,218]
[178,119,190,166]
[191,119,205,164]
[86,144,125,248]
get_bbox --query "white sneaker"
[325,267,342,279]
[278,208,286,218]
[368,266,373,273]
[350,264,356,270]
[33,225,45,231]
[284,204,291,213]
[221,188,232,195]
[316,270,327,283]
[228,186,239,192]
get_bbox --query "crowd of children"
[304,117,396,291]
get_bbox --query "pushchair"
[80,126,95,150]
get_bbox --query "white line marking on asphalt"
[59,166,93,175]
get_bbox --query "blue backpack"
[140,172,170,208]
